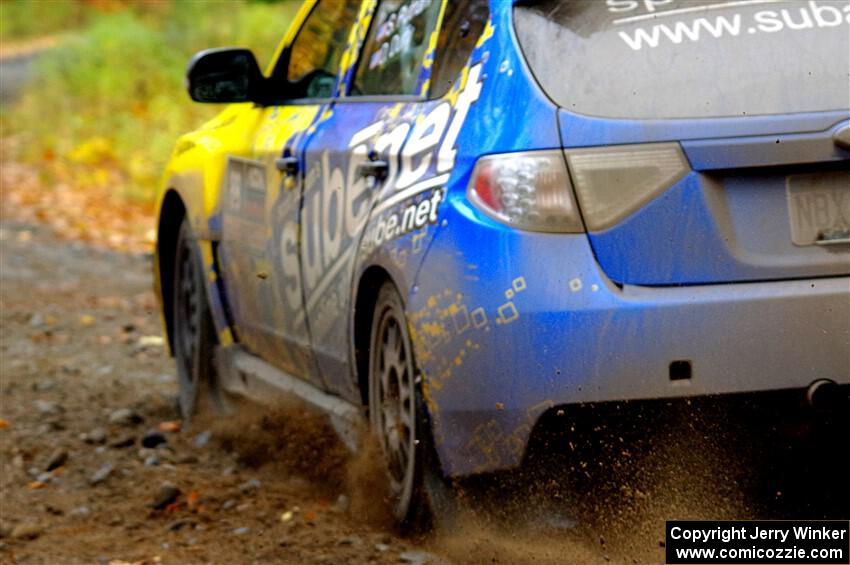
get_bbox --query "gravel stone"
[399,550,444,565]
[141,430,167,448]
[109,436,136,449]
[335,494,350,513]
[33,399,62,415]
[238,479,261,494]
[11,523,43,540]
[34,379,57,392]
[44,449,68,471]
[39,420,66,433]
[108,408,142,426]
[70,506,91,518]
[89,463,114,485]
[83,428,108,444]
[193,430,212,448]
[149,485,181,510]
[166,519,196,532]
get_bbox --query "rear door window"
[430,0,489,98]
[350,0,443,96]
[514,0,850,119]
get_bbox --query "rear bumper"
[409,199,850,477]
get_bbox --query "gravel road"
[0,221,445,564]
[2,220,845,565]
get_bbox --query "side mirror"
[186,48,264,104]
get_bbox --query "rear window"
[514,0,850,119]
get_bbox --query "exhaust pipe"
[806,379,842,411]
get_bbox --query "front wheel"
[368,282,450,530]
[172,219,218,422]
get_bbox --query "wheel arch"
[352,265,396,407]
[353,266,453,527]
[156,189,187,355]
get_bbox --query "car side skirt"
[215,344,363,452]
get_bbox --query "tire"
[368,282,451,530]
[172,218,218,423]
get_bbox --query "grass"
[0,0,92,42]
[2,0,299,206]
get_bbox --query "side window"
[282,1,360,99]
[430,0,489,99]
[351,0,443,96]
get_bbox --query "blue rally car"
[154,0,850,525]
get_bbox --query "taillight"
[467,150,583,233]
[564,142,690,232]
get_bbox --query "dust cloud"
[196,392,847,564]
[203,398,396,527]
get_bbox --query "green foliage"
[4,1,299,204]
[0,0,91,41]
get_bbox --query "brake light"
[467,150,583,233]
[564,143,690,232]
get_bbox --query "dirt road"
[0,221,627,565]
[0,221,446,564]
[0,36,58,105]
[2,220,845,565]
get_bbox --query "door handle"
[275,156,299,175]
[356,159,388,182]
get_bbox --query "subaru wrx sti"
[154,0,850,525]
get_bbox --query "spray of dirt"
[199,396,397,529]
[421,401,759,564]
[207,398,350,491]
[346,432,396,529]
[428,512,602,565]
[189,395,758,564]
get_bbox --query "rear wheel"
[172,219,218,422]
[368,282,450,530]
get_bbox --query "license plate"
[786,171,850,246]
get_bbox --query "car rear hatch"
[514,0,850,285]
